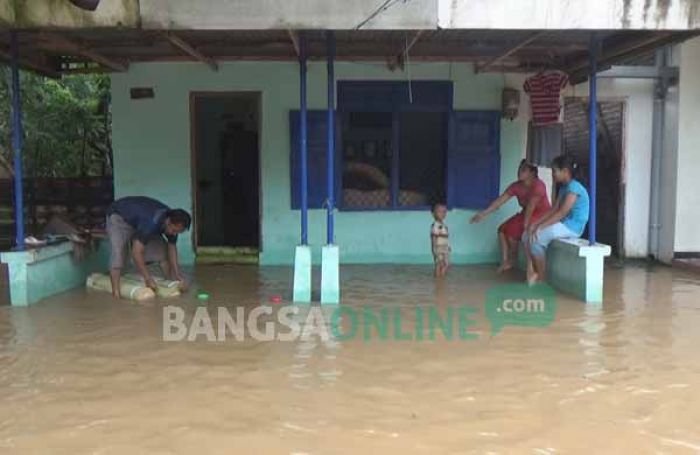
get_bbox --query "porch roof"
[0,28,697,83]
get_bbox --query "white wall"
[441,0,700,29]
[565,79,655,257]
[675,37,700,252]
[140,0,436,29]
[16,0,700,30]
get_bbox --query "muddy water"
[1,263,700,454]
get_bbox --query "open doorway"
[563,98,624,256]
[191,92,261,255]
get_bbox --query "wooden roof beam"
[0,46,60,78]
[38,33,128,72]
[566,32,678,83]
[165,32,218,71]
[287,30,301,58]
[387,30,424,71]
[566,32,672,74]
[475,31,548,74]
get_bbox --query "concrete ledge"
[546,238,611,303]
[292,245,312,303]
[321,244,340,304]
[0,240,109,306]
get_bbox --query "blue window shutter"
[447,111,501,209]
[289,110,340,209]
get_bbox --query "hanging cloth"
[523,71,569,126]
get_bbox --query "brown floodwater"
[1,263,700,454]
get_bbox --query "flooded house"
[1,0,700,452]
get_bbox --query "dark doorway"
[192,93,260,250]
[563,98,624,256]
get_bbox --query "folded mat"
[86,273,183,300]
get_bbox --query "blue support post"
[10,31,25,248]
[588,35,598,246]
[293,31,312,303]
[321,30,340,304]
[326,31,336,245]
[299,33,309,246]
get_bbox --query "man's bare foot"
[497,262,513,273]
[527,272,540,286]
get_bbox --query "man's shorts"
[106,214,167,269]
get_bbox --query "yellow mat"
[86,273,183,300]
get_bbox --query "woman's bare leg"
[497,231,514,273]
[523,239,538,284]
[508,237,519,266]
[532,255,546,284]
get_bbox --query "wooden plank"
[0,46,60,78]
[37,33,128,72]
[387,30,424,71]
[165,32,218,71]
[475,31,548,73]
[287,29,301,58]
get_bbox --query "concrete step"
[195,246,259,265]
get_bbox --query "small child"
[430,203,450,277]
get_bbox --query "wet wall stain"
[642,0,652,22]
[654,0,671,24]
[622,0,632,28]
[14,0,139,28]
[0,0,17,25]
[624,0,698,29]
[681,0,700,27]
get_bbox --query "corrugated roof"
[0,28,696,78]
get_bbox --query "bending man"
[106,196,191,298]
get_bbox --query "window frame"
[336,81,453,212]
[288,81,501,213]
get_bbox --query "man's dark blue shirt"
[107,196,178,245]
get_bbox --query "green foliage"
[0,69,112,178]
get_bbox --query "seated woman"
[470,159,551,273]
[523,155,590,285]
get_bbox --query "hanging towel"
[527,122,563,167]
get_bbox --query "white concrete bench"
[545,238,611,303]
[518,237,611,303]
[0,240,108,306]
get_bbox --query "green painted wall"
[111,62,526,266]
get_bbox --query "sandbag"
[86,273,183,300]
[146,275,183,298]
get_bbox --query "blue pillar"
[299,33,309,245]
[10,31,25,248]
[588,35,598,246]
[321,31,340,304]
[326,31,335,244]
[293,31,312,302]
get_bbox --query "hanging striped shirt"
[523,72,568,126]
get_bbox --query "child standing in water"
[431,203,450,277]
